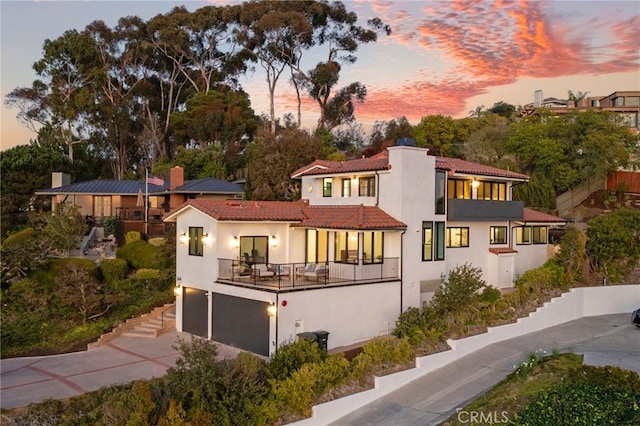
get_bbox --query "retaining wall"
[292,284,640,425]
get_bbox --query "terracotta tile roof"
[296,205,406,230]
[489,247,518,255]
[291,148,529,181]
[436,157,529,180]
[170,199,406,230]
[291,151,390,177]
[522,208,567,223]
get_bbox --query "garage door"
[212,293,270,356]
[182,287,208,337]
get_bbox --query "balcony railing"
[217,258,400,291]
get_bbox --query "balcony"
[447,199,523,221]
[216,258,400,292]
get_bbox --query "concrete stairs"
[88,303,176,350]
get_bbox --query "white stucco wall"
[513,243,549,278]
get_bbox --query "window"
[532,226,547,244]
[435,171,446,214]
[627,96,640,107]
[363,231,383,264]
[323,178,332,197]
[477,181,506,200]
[342,178,351,197]
[188,227,204,256]
[335,231,358,263]
[435,222,445,260]
[446,227,469,248]
[239,236,268,263]
[515,226,547,245]
[422,222,433,261]
[94,195,112,218]
[359,177,376,197]
[306,230,328,264]
[447,179,471,199]
[490,226,507,244]
[613,97,624,107]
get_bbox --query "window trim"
[515,226,548,245]
[422,221,433,261]
[435,170,446,214]
[359,176,376,197]
[323,178,332,197]
[188,226,204,256]
[446,227,469,248]
[342,178,351,197]
[490,226,508,245]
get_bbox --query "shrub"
[100,258,129,283]
[268,338,325,381]
[125,231,142,245]
[1,227,49,284]
[136,268,161,280]
[116,239,161,269]
[515,260,568,291]
[431,263,487,315]
[554,225,586,282]
[351,335,413,380]
[102,216,116,236]
[148,237,166,247]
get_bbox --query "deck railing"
[217,258,400,291]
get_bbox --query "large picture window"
[188,227,204,256]
[447,179,471,199]
[490,226,507,244]
[446,227,469,248]
[359,177,375,197]
[335,231,358,263]
[477,181,506,200]
[306,230,328,264]
[363,231,383,264]
[239,236,269,263]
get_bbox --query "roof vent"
[396,137,416,146]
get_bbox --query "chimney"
[170,166,184,190]
[52,172,70,188]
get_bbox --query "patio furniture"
[252,264,276,280]
[296,263,329,281]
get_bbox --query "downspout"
[375,170,380,206]
[275,293,279,354]
[400,227,406,316]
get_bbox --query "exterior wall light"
[179,232,189,245]
[267,303,277,317]
[232,235,239,248]
[201,233,210,246]
[271,235,278,247]
[471,179,480,189]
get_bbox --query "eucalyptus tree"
[5,29,98,162]
[233,0,315,133]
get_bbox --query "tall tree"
[246,127,323,200]
[413,114,456,156]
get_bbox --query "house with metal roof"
[36,166,243,240]
[164,140,565,356]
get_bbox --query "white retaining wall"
[292,284,640,425]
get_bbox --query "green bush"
[511,380,640,425]
[148,237,166,247]
[100,258,129,283]
[431,263,487,315]
[125,231,142,245]
[116,239,161,269]
[515,259,568,291]
[351,335,413,380]
[136,268,161,280]
[102,216,116,236]
[268,338,325,381]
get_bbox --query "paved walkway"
[329,313,640,425]
[0,331,242,410]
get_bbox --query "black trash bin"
[313,330,329,351]
[297,332,317,343]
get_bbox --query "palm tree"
[568,90,588,107]
[468,105,485,118]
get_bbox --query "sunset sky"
[1,0,639,151]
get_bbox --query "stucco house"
[165,139,565,356]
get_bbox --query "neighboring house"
[521,90,640,135]
[35,166,244,239]
[165,139,565,357]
